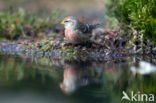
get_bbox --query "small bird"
[61,16,104,44]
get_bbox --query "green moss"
[61,46,88,57]
[31,38,54,52]
[108,0,156,43]
[62,48,74,54]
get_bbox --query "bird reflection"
[60,59,101,94]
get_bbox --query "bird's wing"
[78,22,104,34]
[89,23,104,29]
[77,22,90,33]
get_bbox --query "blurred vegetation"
[0,55,63,84]
[0,0,155,54]
[0,8,64,40]
[107,0,156,45]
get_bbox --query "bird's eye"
[64,20,70,23]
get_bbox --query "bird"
[61,16,104,44]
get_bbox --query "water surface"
[0,54,156,103]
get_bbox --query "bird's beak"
[61,21,64,24]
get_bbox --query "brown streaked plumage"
[61,16,104,44]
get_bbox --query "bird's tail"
[88,23,104,30]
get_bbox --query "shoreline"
[0,39,155,61]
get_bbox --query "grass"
[0,8,65,40]
[107,0,156,44]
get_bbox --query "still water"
[0,54,156,103]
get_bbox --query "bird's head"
[61,16,78,29]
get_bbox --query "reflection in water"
[0,54,156,103]
[131,61,156,75]
[60,60,100,94]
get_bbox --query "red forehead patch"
[64,16,71,21]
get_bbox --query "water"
[0,54,156,103]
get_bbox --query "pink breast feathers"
[65,29,79,42]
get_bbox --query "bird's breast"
[65,29,80,42]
